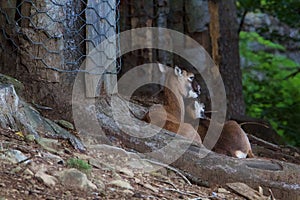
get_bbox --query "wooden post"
[85,0,118,97]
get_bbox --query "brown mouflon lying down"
[143,63,202,144]
[186,99,254,158]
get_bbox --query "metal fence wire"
[0,0,121,76]
[1,0,211,81]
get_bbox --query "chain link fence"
[0,0,211,103]
[0,0,121,79]
[0,0,214,122]
[0,0,210,78]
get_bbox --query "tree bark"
[208,0,245,118]
[0,0,86,121]
[90,95,300,200]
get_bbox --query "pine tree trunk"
[208,0,245,118]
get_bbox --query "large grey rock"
[0,84,19,130]
[0,84,85,151]
[242,12,300,64]
[0,74,24,95]
[1,149,30,164]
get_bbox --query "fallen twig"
[269,189,276,200]
[164,187,206,198]
[153,178,177,190]
[142,158,192,185]
[247,134,281,151]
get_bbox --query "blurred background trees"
[237,0,300,146]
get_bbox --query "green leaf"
[240,31,300,146]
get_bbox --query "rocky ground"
[0,126,257,200]
[0,85,299,199]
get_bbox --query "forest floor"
[0,92,299,200]
[1,127,300,200]
[0,127,248,200]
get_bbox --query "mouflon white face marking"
[188,90,199,98]
[185,99,254,159]
[194,101,206,119]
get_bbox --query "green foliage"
[67,158,92,173]
[240,31,300,146]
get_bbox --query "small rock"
[41,152,64,164]
[127,159,154,170]
[282,148,290,153]
[258,186,264,194]
[23,168,34,176]
[142,183,159,193]
[217,187,230,194]
[93,179,105,191]
[25,134,35,142]
[73,153,92,161]
[108,187,116,192]
[89,158,113,170]
[118,167,134,177]
[112,172,122,180]
[132,193,145,198]
[4,149,30,164]
[46,197,56,200]
[36,138,61,154]
[216,193,226,199]
[0,73,24,94]
[64,191,72,196]
[11,166,22,174]
[35,168,57,187]
[64,148,72,154]
[211,192,218,198]
[134,178,141,184]
[152,168,168,176]
[109,180,134,190]
[55,120,74,130]
[123,189,134,195]
[58,168,97,190]
[11,189,19,194]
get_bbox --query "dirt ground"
[0,127,250,200]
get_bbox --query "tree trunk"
[208,0,245,118]
[0,0,86,121]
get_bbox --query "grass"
[66,158,92,174]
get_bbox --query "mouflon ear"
[174,66,183,77]
[158,63,167,73]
